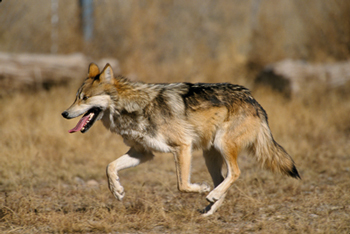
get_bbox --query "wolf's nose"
[61,111,69,119]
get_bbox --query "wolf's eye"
[83,96,88,101]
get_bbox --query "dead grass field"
[1,1,350,233]
[0,79,350,233]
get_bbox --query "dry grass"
[1,1,350,233]
[0,81,350,233]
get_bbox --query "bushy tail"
[250,120,301,179]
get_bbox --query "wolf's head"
[61,63,116,133]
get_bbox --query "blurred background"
[1,0,350,86]
[1,1,350,233]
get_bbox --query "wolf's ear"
[100,63,114,83]
[88,63,100,78]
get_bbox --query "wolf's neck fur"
[102,79,161,139]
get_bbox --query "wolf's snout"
[61,111,69,119]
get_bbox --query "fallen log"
[254,59,350,98]
[0,52,120,95]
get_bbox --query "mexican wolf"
[62,63,300,216]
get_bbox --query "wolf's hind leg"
[201,147,226,216]
[106,147,154,200]
[173,144,210,193]
[206,143,240,203]
[203,147,225,188]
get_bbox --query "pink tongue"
[68,115,90,133]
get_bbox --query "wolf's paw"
[112,186,125,201]
[198,202,215,217]
[202,192,227,216]
[178,183,210,193]
[201,209,214,217]
[107,176,125,201]
[206,190,222,203]
[199,183,211,193]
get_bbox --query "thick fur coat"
[62,63,300,216]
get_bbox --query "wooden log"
[254,59,350,98]
[0,52,120,94]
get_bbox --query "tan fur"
[62,63,300,216]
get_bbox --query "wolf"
[62,63,300,216]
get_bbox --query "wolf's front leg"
[173,144,211,193]
[106,147,154,200]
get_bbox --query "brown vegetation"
[1,81,350,233]
[1,0,350,233]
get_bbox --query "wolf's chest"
[102,110,173,153]
[121,131,173,153]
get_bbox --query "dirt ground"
[0,81,349,233]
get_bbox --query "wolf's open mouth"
[69,107,101,133]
